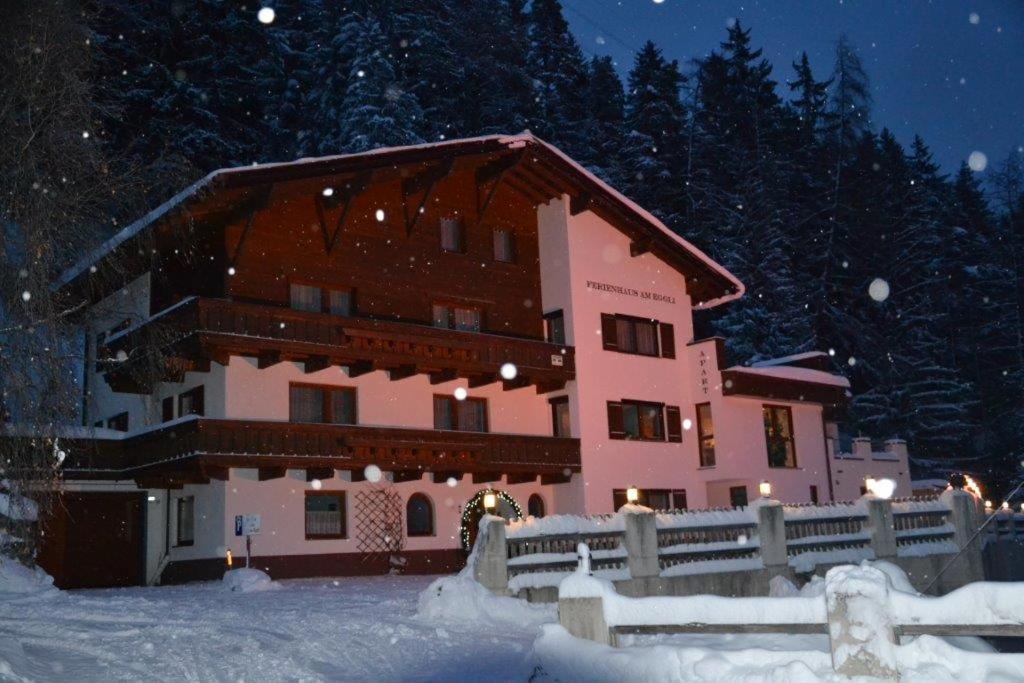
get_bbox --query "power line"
[562,0,643,55]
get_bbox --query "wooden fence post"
[756,502,788,569]
[825,565,898,680]
[623,509,660,579]
[473,518,509,593]
[866,498,897,561]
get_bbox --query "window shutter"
[600,314,618,351]
[607,401,625,439]
[666,405,682,442]
[659,323,676,358]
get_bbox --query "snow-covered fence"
[557,555,1024,680]
[474,491,983,599]
[988,510,1024,539]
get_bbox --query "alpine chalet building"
[39,134,908,588]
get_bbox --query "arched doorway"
[460,489,523,551]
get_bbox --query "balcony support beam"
[303,355,331,374]
[468,373,498,388]
[506,472,538,485]
[387,364,418,381]
[346,361,375,378]
[429,369,458,385]
[258,467,287,481]
[432,471,462,484]
[472,471,503,484]
[502,376,532,392]
[257,350,282,369]
[541,472,572,485]
[306,467,335,482]
[392,470,424,483]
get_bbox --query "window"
[493,230,516,262]
[432,303,481,332]
[439,217,465,253]
[162,396,175,422]
[289,385,357,424]
[600,314,675,359]
[106,412,129,432]
[528,494,546,518]
[810,485,819,505]
[290,283,355,316]
[434,395,488,432]
[607,400,676,441]
[696,403,716,467]
[178,386,205,417]
[176,496,195,546]
[763,405,797,468]
[305,492,346,539]
[544,310,566,345]
[290,283,321,312]
[612,488,687,511]
[406,494,434,537]
[729,486,749,508]
[550,396,571,438]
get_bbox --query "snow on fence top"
[505,506,756,540]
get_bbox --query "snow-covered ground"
[0,566,552,682]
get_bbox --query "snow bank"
[0,556,55,596]
[221,568,279,593]
[417,574,554,630]
[0,491,38,522]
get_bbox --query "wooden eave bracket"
[402,158,455,236]
[313,171,371,254]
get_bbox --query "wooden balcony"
[59,418,581,488]
[101,297,574,393]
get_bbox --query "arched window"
[528,494,545,519]
[407,493,434,537]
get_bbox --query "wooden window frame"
[439,216,466,254]
[406,493,435,537]
[178,386,205,418]
[544,309,566,345]
[612,488,687,511]
[763,404,798,468]
[289,280,356,317]
[492,229,516,263]
[175,496,195,547]
[549,396,571,438]
[304,491,347,540]
[289,383,357,425]
[729,486,749,508]
[619,399,667,441]
[433,394,489,433]
[600,313,674,359]
[696,402,716,467]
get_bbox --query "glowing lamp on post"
[864,477,877,495]
[225,549,233,568]
[625,486,639,505]
[758,480,772,499]
[1002,501,1010,511]
[985,500,993,511]
[482,491,497,513]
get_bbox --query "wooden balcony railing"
[59,418,582,487]
[102,297,574,393]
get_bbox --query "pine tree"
[335,13,424,152]
[525,0,590,157]
[581,55,625,183]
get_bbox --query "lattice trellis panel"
[354,488,404,555]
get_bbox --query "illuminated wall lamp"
[758,481,772,498]
[625,486,640,504]
[483,491,497,512]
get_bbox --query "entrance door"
[38,492,146,589]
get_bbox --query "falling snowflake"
[868,278,890,302]
[257,7,275,24]
[848,357,857,367]
[499,363,517,380]
[682,418,693,430]
[363,464,383,483]
[446,477,458,488]
[969,12,980,25]
[21,291,30,302]
[453,387,468,401]
[310,479,322,490]
[322,187,334,197]
[968,151,988,172]
[375,209,385,222]
[228,267,236,276]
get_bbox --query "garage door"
[38,492,146,589]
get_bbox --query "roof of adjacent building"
[56,133,744,307]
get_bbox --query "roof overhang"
[55,133,743,307]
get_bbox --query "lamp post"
[625,486,639,505]
[483,490,497,513]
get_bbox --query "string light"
[459,489,522,550]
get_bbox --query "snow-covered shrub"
[221,568,279,593]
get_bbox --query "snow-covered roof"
[751,351,830,368]
[55,133,744,307]
[724,365,851,388]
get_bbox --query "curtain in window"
[457,400,486,431]
[615,318,635,352]
[433,396,453,430]
[440,218,462,252]
[290,283,321,312]
[493,230,514,262]
[329,389,355,424]
[290,386,323,423]
[635,320,658,355]
[638,404,663,439]
[453,307,480,332]
[327,289,351,316]
[553,401,571,437]
[432,304,450,328]
[305,494,343,536]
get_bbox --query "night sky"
[564,0,1023,175]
